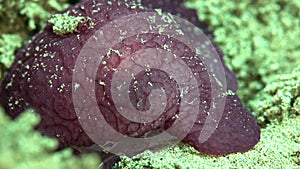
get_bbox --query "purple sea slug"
[0,0,260,158]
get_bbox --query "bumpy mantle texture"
[0,0,260,156]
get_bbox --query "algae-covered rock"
[185,0,300,107]
[0,107,100,169]
[48,11,88,36]
[0,0,70,37]
[0,34,22,68]
[249,66,300,126]
[0,34,23,83]
[0,0,70,84]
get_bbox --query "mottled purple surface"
[0,0,260,157]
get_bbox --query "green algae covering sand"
[113,117,300,169]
